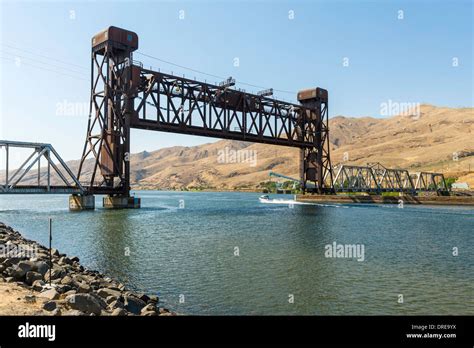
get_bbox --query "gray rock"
[77,283,91,294]
[32,279,45,291]
[149,295,159,304]
[159,307,171,315]
[123,295,146,315]
[111,308,127,316]
[0,264,6,273]
[105,295,118,305]
[58,256,72,265]
[36,252,50,260]
[42,301,57,311]
[9,267,25,280]
[106,285,121,292]
[97,287,121,299]
[41,288,60,300]
[35,261,49,276]
[66,294,103,315]
[137,293,150,303]
[74,274,95,284]
[57,284,74,294]
[140,303,158,315]
[5,277,14,283]
[62,309,86,316]
[10,261,34,279]
[51,308,62,316]
[141,310,158,316]
[44,266,65,282]
[91,279,115,289]
[60,275,75,286]
[107,300,124,311]
[18,260,35,271]
[63,289,77,297]
[25,271,43,285]
[25,294,36,303]
[2,257,22,267]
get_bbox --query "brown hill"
[3,105,474,189]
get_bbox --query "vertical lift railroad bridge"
[71,26,333,209]
[0,26,448,209]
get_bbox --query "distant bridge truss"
[332,162,448,193]
[0,141,84,194]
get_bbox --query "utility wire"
[0,49,87,76]
[0,55,88,81]
[136,51,296,96]
[0,43,88,71]
[1,42,297,96]
[137,52,223,80]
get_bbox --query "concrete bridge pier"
[103,195,141,209]
[69,194,95,211]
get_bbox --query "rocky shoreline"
[0,222,174,316]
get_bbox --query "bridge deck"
[0,185,82,194]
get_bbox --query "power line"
[1,42,297,96]
[0,49,87,76]
[0,56,88,82]
[137,52,223,79]
[0,43,89,71]
[136,51,296,96]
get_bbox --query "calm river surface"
[0,191,472,315]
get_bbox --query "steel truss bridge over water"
[269,162,448,194]
[0,26,449,207]
[331,162,447,194]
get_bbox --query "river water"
[0,191,472,315]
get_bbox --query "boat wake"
[258,195,346,208]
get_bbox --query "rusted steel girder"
[77,26,334,195]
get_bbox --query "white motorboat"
[259,195,271,203]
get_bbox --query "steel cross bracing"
[332,162,448,193]
[132,68,334,193]
[134,68,321,148]
[412,172,448,191]
[77,26,333,197]
[0,140,84,194]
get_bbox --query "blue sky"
[0,0,472,165]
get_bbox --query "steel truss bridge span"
[0,141,83,194]
[332,162,448,193]
[78,26,333,199]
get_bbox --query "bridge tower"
[297,88,334,194]
[75,26,140,209]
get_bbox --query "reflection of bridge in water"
[0,26,449,210]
